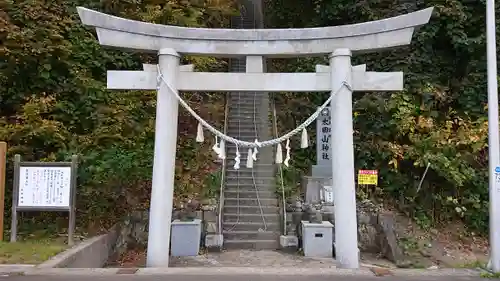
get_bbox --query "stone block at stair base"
[205,234,223,251]
[280,235,299,248]
[171,219,202,257]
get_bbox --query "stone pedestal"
[301,220,334,258]
[302,176,332,204]
[311,165,332,178]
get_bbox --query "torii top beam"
[77,7,433,57]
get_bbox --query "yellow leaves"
[416,116,434,130]
[388,158,398,169]
[385,142,403,170]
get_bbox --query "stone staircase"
[221,0,280,250]
[222,89,280,249]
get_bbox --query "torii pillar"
[330,49,358,267]
[147,49,180,267]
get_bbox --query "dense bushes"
[0,0,496,234]
[267,0,493,231]
[0,0,233,233]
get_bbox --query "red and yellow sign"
[357,170,378,185]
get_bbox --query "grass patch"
[0,239,67,264]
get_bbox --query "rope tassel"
[212,136,220,155]
[219,140,226,160]
[196,122,204,143]
[233,145,240,170]
[252,139,259,161]
[275,143,283,164]
[284,139,291,167]
[300,128,308,148]
[246,148,254,168]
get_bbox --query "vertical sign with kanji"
[316,108,332,166]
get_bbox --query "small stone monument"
[302,108,333,205]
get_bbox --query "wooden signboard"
[10,154,78,245]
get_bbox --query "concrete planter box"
[171,219,202,257]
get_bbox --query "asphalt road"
[0,275,485,281]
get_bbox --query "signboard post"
[357,170,378,198]
[10,154,78,245]
[0,142,6,241]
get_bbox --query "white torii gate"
[77,6,433,269]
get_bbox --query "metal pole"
[487,0,500,273]
[0,142,6,241]
[146,48,180,267]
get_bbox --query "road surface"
[0,274,485,281]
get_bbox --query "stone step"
[229,94,269,99]
[225,146,273,152]
[224,182,275,189]
[224,179,278,191]
[224,133,262,138]
[225,177,276,185]
[225,170,275,175]
[225,124,269,129]
[223,230,279,240]
[222,222,280,232]
[228,108,266,113]
[227,115,270,120]
[224,198,278,206]
[226,164,275,168]
[223,239,279,250]
[228,93,269,97]
[224,181,275,189]
[224,190,276,199]
[224,183,276,191]
[224,187,275,194]
[228,99,268,103]
[226,124,269,130]
[228,99,267,104]
[227,119,269,124]
[226,170,275,178]
[227,104,263,109]
[225,132,260,138]
[223,213,280,223]
[227,110,261,115]
[228,97,269,101]
[223,205,279,214]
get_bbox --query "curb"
[18,267,481,277]
[37,226,118,269]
